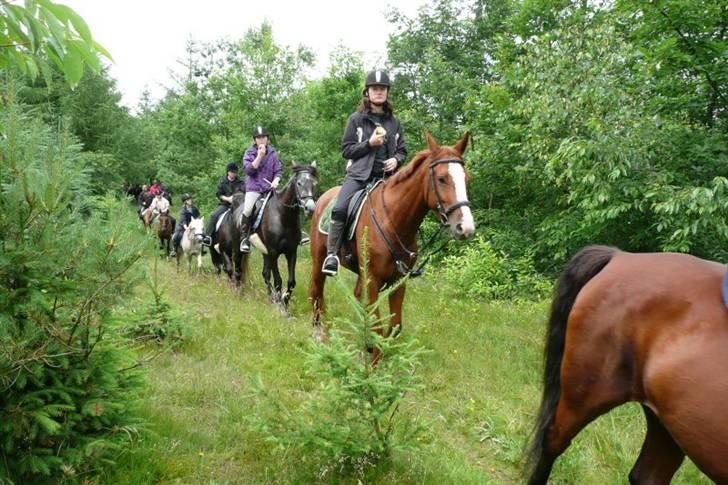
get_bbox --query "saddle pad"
[318,181,382,241]
[252,192,272,232]
[722,268,728,309]
[215,209,230,232]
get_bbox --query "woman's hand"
[383,158,397,173]
[368,131,385,147]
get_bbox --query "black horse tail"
[525,245,618,476]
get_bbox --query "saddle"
[251,192,272,232]
[318,181,382,240]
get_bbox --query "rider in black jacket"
[203,162,245,245]
[322,70,407,276]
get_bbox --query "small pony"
[156,211,175,259]
[176,216,205,275]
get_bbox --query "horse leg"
[386,284,406,338]
[282,250,296,309]
[262,255,274,302]
[628,405,684,484]
[271,254,284,304]
[365,279,386,365]
[196,248,203,275]
[529,367,628,485]
[176,248,181,273]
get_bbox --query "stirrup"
[240,239,250,253]
[169,250,176,257]
[201,235,212,247]
[300,236,310,246]
[321,254,339,276]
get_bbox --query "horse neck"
[275,180,299,218]
[379,164,429,241]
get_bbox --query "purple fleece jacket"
[242,144,283,193]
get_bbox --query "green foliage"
[247,267,427,477]
[441,234,552,301]
[122,260,188,343]
[0,0,110,87]
[0,88,146,481]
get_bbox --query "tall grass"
[98,235,711,484]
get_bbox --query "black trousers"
[332,178,368,222]
[173,229,184,249]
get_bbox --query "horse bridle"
[371,157,471,275]
[279,168,316,210]
[428,158,471,224]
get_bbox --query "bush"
[441,235,552,301]
[121,260,188,344]
[247,262,428,478]
[0,88,147,481]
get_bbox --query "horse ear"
[453,131,470,156]
[311,160,317,168]
[425,128,439,153]
[292,161,299,167]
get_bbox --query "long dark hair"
[356,97,394,117]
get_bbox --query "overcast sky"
[63,0,429,109]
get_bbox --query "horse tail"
[526,245,618,474]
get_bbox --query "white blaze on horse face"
[448,163,475,238]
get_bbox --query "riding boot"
[239,215,252,253]
[322,220,345,276]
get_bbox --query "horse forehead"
[297,171,316,183]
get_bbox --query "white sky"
[63,0,430,110]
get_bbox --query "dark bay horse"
[246,162,318,312]
[527,246,728,484]
[309,131,475,345]
[210,193,247,288]
[157,211,175,259]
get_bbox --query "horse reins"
[369,158,470,276]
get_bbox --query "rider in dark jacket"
[169,193,201,257]
[203,162,245,245]
[322,69,407,276]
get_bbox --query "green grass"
[98,245,712,484]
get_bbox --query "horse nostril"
[455,223,463,235]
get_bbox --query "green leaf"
[69,38,99,72]
[63,43,83,86]
[92,39,113,61]
[65,5,93,44]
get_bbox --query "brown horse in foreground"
[527,246,728,484]
[309,131,475,346]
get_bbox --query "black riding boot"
[239,215,252,253]
[322,220,345,276]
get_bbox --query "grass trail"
[101,248,710,484]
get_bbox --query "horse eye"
[438,176,448,184]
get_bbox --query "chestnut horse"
[309,131,475,345]
[527,245,728,484]
[157,211,175,259]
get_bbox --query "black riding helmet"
[252,125,269,138]
[181,193,192,203]
[362,69,391,96]
[226,162,239,173]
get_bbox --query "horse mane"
[388,146,458,188]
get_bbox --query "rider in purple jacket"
[239,125,283,252]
